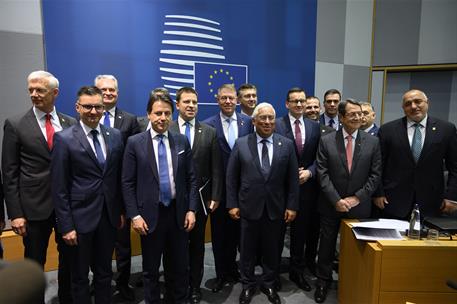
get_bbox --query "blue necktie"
[329,118,335,129]
[90,129,105,167]
[227,118,236,149]
[157,134,172,206]
[261,139,270,177]
[184,121,191,146]
[411,123,422,162]
[103,111,110,127]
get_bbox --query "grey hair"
[94,74,118,89]
[252,102,276,118]
[27,71,59,89]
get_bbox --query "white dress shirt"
[79,121,107,159]
[33,106,63,141]
[177,116,195,149]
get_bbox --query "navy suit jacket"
[122,130,198,233]
[113,108,141,143]
[319,113,341,130]
[51,123,124,234]
[226,133,299,220]
[366,123,379,136]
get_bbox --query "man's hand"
[298,167,312,185]
[132,216,149,235]
[208,200,219,213]
[228,208,240,220]
[11,217,27,236]
[284,209,297,223]
[345,196,360,208]
[373,196,388,209]
[441,199,457,215]
[184,211,196,232]
[62,230,78,246]
[335,199,351,212]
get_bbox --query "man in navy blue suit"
[319,89,341,130]
[227,102,299,304]
[204,84,254,292]
[122,93,198,304]
[52,86,125,304]
[360,102,379,136]
[275,87,321,289]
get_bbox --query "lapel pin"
[240,120,244,126]
[62,118,65,122]
[432,127,436,131]
[278,142,282,146]
[198,129,202,133]
[106,132,110,136]
[118,116,122,119]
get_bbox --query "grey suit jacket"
[169,120,222,210]
[316,129,381,218]
[2,108,77,220]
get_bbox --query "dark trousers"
[240,212,282,289]
[189,209,208,288]
[115,218,131,286]
[141,203,189,304]
[68,208,116,304]
[23,213,72,304]
[316,215,341,285]
[210,201,240,279]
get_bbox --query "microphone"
[0,259,47,303]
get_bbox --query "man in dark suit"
[2,70,75,303]
[52,86,124,304]
[314,99,381,303]
[319,89,342,130]
[94,74,140,300]
[304,96,335,136]
[360,102,379,136]
[374,89,457,219]
[275,88,320,290]
[122,93,198,304]
[137,87,171,132]
[237,83,258,117]
[227,103,299,304]
[204,84,254,292]
[168,87,222,303]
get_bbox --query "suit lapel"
[215,115,231,152]
[336,130,349,174]
[74,124,103,171]
[400,117,416,164]
[145,131,159,181]
[114,108,123,129]
[25,109,49,152]
[236,112,249,137]
[193,121,203,153]
[419,116,435,162]
[248,134,264,177]
[57,113,72,129]
[100,125,111,172]
[268,134,283,180]
[168,133,178,180]
[350,132,363,174]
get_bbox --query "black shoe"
[190,287,202,304]
[273,278,282,292]
[117,284,135,301]
[211,277,227,293]
[314,285,328,303]
[239,287,256,304]
[260,286,280,304]
[289,272,312,291]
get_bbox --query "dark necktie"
[346,135,353,172]
[411,123,422,162]
[157,134,172,206]
[90,129,105,167]
[294,119,303,155]
[184,121,191,146]
[261,139,270,177]
[103,111,110,127]
[45,114,55,150]
[329,118,335,129]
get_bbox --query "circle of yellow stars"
[208,68,234,98]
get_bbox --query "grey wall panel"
[370,70,384,126]
[314,61,344,101]
[450,72,457,125]
[0,0,42,34]
[316,0,346,63]
[418,0,457,64]
[343,0,373,67]
[342,65,369,100]
[383,72,411,123]
[373,0,421,66]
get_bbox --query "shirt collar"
[33,106,58,121]
[288,113,304,125]
[178,116,195,127]
[324,113,337,123]
[342,127,358,139]
[220,112,237,122]
[79,120,101,136]
[256,133,273,144]
[150,128,168,139]
[407,115,427,128]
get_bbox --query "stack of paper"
[351,219,409,241]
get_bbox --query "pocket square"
[178,150,185,155]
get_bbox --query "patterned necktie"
[294,119,303,155]
[157,134,171,206]
[45,114,55,150]
[227,118,236,149]
[329,118,335,129]
[346,135,353,172]
[90,129,105,166]
[261,139,271,177]
[103,111,110,127]
[411,123,422,162]
[184,121,191,146]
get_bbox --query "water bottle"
[408,203,421,239]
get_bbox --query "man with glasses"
[2,70,76,303]
[319,89,342,130]
[276,88,320,291]
[227,103,299,304]
[52,86,124,304]
[314,99,381,303]
[237,83,258,117]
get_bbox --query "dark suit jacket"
[122,130,198,233]
[113,108,141,143]
[366,123,379,136]
[226,133,299,220]
[320,124,335,136]
[319,113,342,130]
[316,129,382,218]
[137,116,149,132]
[376,116,457,218]
[169,121,222,210]
[2,108,76,221]
[51,123,124,234]
[275,116,321,203]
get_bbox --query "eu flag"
[194,62,248,105]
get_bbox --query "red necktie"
[45,114,55,150]
[294,120,303,155]
[346,135,353,172]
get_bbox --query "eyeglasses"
[288,99,305,105]
[78,103,104,112]
[345,111,362,119]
